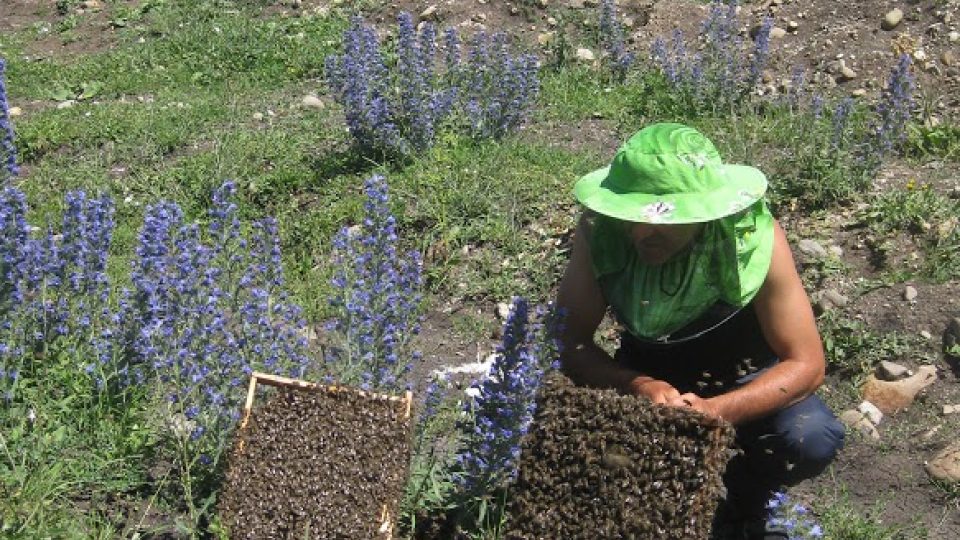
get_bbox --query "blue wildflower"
[0,58,19,182]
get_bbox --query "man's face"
[626,221,703,265]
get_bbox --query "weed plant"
[324,13,539,160]
[326,174,424,392]
[451,297,562,534]
[597,0,635,84]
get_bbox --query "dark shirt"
[614,302,777,396]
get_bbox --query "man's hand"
[628,377,681,404]
[667,392,724,420]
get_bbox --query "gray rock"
[882,8,904,31]
[575,47,596,62]
[878,360,911,381]
[496,302,512,321]
[798,238,828,259]
[823,289,849,308]
[840,409,881,440]
[419,5,438,20]
[943,404,960,415]
[858,400,884,425]
[301,95,324,109]
[770,27,787,39]
[8,106,22,117]
[903,285,918,301]
[949,31,960,43]
[787,21,799,33]
[943,51,956,67]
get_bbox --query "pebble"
[851,88,867,97]
[252,112,264,121]
[8,106,21,117]
[949,31,960,43]
[822,289,850,308]
[903,285,918,301]
[858,400,884,425]
[882,8,904,31]
[943,404,960,415]
[770,27,787,39]
[301,95,324,109]
[420,5,438,20]
[943,51,956,67]
[786,21,799,33]
[496,302,512,320]
[797,238,828,259]
[575,47,596,62]
[838,63,858,82]
[920,330,932,340]
[839,409,881,440]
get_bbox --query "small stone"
[822,289,849,308]
[942,51,956,67]
[949,31,960,43]
[472,13,487,22]
[903,285,918,301]
[839,410,881,440]
[56,100,76,110]
[913,48,928,63]
[877,360,911,381]
[575,47,596,62]
[8,106,22,117]
[419,5,438,20]
[943,404,960,415]
[787,21,799,33]
[851,88,867,97]
[546,16,558,26]
[537,32,555,46]
[770,27,787,39]
[81,0,103,10]
[828,245,844,257]
[252,112,264,121]
[926,441,960,482]
[496,302,512,321]
[882,8,904,31]
[838,63,858,82]
[797,238,828,259]
[858,400,884,425]
[301,95,324,109]
[537,0,549,7]
[862,365,938,414]
[583,0,599,7]
[920,330,932,340]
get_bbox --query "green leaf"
[49,86,74,102]
[78,81,103,100]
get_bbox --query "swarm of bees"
[217,387,412,539]
[505,373,736,540]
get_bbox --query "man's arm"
[558,215,682,403]
[670,220,826,425]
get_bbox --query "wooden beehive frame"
[237,371,414,540]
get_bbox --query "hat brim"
[573,164,768,224]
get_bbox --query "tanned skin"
[556,215,825,426]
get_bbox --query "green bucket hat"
[574,123,767,224]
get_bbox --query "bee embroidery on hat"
[640,201,675,222]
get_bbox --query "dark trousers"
[615,347,846,519]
